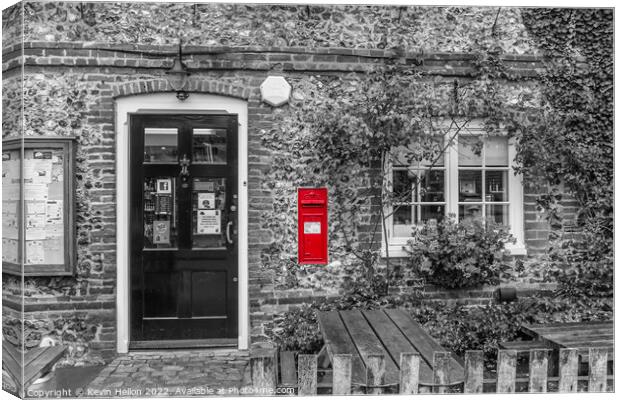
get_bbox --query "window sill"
[381,241,528,258]
[504,243,528,256]
[381,242,411,259]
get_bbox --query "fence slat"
[433,351,451,394]
[366,354,386,394]
[497,350,517,393]
[399,352,420,394]
[588,348,608,392]
[528,349,549,392]
[332,354,352,395]
[250,349,276,391]
[558,348,579,392]
[279,351,297,386]
[464,350,484,393]
[297,354,317,395]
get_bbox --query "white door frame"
[115,93,249,352]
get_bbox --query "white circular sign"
[260,76,291,107]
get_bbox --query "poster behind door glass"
[192,177,227,249]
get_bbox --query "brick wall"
[2,3,563,361]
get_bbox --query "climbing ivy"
[263,55,523,292]
[510,9,613,300]
[262,8,612,299]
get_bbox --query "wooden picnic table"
[317,309,464,387]
[521,321,614,356]
[2,340,67,396]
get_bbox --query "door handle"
[226,221,234,245]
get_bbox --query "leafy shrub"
[271,304,323,354]
[411,296,613,369]
[545,215,613,300]
[405,217,515,289]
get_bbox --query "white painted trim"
[382,123,526,257]
[115,93,249,353]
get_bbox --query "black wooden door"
[129,114,238,347]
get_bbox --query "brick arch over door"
[112,78,253,100]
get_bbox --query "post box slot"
[300,200,325,206]
[300,203,324,207]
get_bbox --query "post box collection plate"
[298,188,328,265]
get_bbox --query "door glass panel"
[193,128,227,164]
[144,128,178,163]
[192,177,227,248]
[143,177,177,248]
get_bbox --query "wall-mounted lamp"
[166,41,191,101]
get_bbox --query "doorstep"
[73,349,251,397]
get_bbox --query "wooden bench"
[317,309,464,388]
[499,340,548,350]
[2,340,67,396]
[521,321,614,363]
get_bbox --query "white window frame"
[382,122,526,258]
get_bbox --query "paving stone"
[83,350,249,394]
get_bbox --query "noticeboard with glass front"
[2,138,75,276]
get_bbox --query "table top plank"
[384,309,464,383]
[361,310,434,384]
[24,346,67,388]
[2,340,22,387]
[24,347,48,366]
[521,321,613,352]
[543,332,614,341]
[317,311,366,385]
[522,321,613,338]
[339,310,400,385]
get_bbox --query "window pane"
[486,204,509,225]
[28,148,65,265]
[485,170,508,201]
[193,128,227,164]
[143,177,177,248]
[144,128,178,162]
[393,205,414,237]
[3,149,21,264]
[459,170,482,201]
[419,136,444,167]
[421,205,445,223]
[419,170,445,202]
[458,136,482,166]
[392,136,444,167]
[393,169,415,200]
[459,204,483,222]
[485,136,509,166]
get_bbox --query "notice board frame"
[2,137,76,276]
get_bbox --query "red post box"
[298,188,328,265]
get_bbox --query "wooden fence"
[250,347,613,394]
